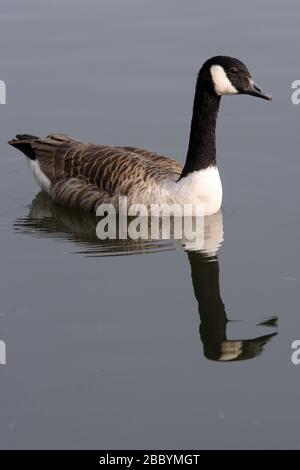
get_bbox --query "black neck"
[179,79,220,178]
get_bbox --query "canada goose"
[9,56,271,216]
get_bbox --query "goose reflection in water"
[15,192,277,362]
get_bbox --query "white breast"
[152,166,223,216]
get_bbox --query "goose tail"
[8,134,39,160]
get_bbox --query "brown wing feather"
[50,177,119,211]
[118,146,182,173]
[35,134,182,189]
[14,133,183,211]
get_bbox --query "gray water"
[0,0,299,449]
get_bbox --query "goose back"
[10,134,182,211]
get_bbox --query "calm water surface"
[0,0,300,449]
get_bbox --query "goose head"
[200,55,272,101]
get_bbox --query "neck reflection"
[187,250,277,362]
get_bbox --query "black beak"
[243,80,272,101]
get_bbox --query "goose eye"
[230,67,238,75]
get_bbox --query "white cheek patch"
[210,65,238,96]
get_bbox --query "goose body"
[9,56,271,216]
